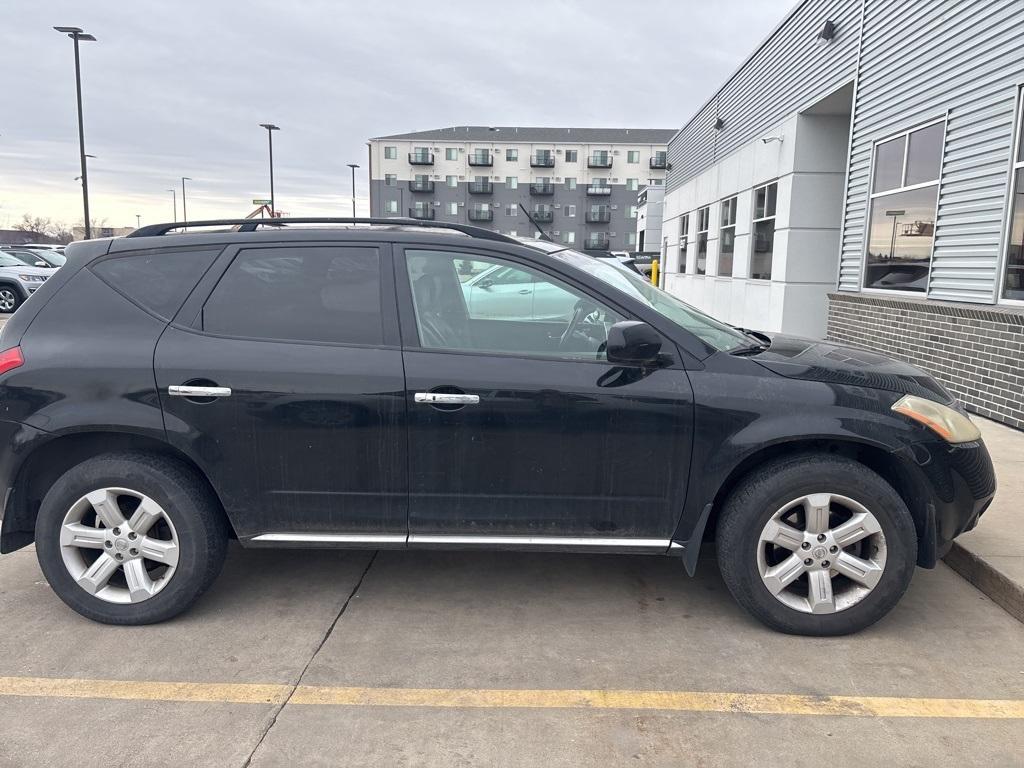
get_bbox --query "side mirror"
[35,262,48,268]
[606,321,663,365]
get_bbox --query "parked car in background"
[0,218,995,636]
[0,252,52,312]
[4,249,58,269]
[1,245,66,268]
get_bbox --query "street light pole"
[166,188,177,220]
[54,26,96,239]
[259,124,280,216]
[135,214,141,228]
[181,177,192,223]
[347,163,360,217]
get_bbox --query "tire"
[715,453,917,636]
[35,452,228,625]
[0,286,21,313]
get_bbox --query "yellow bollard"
[651,259,659,286]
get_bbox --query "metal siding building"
[662,0,1024,428]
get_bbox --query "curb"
[943,542,1024,624]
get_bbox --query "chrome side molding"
[246,533,674,551]
[250,533,407,544]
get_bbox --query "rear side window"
[93,249,220,319]
[201,246,382,345]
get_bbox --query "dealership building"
[660,0,1024,428]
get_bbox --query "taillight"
[0,347,24,375]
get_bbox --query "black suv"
[0,219,995,635]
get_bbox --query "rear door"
[155,241,407,544]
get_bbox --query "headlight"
[891,394,981,443]
[18,274,46,283]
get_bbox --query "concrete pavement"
[1,545,1022,767]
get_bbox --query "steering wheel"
[558,299,600,349]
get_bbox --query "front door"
[397,246,694,548]
[155,242,407,543]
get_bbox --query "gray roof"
[370,126,676,144]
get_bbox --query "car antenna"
[518,203,555,243]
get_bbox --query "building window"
[751,182,777,280]
[678,214,689,273]
[562,231,576,244]
[566,205,576,217]
[565,177,577,190]
[384,146,397,160]
[564,150,578,162]
[628,205,638,219]
[385,200,398,214]
[1002,92,1024,302]
[626,232,637,247]
[384,174,397,187]
[506,176,518,189]
[695,206,710,275]
[506,148,518,161]
[627,151,640,163]
[626,178,639,191]
[648,178,663,186]
[718,196,737,277]
[445,148,459,161]
[864,120,945,292]
[446,175,458,188]
[506,204,518,216]
[447,202,458,216]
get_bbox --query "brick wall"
[827,293,1024,429]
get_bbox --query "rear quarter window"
[91,248,220,320]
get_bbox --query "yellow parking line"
[1,676,1023,719]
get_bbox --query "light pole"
[166,188,177,220]
[135,214,141,228]
[259,124,280,216]
[347,163,359,217]
[181,177,192,223]
[54,26,96,239]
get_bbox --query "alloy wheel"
[756,493,887,614]
[0,289,16,312]
[59,487,180,604]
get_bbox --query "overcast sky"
[1,0,793,230]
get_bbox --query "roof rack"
[126,217,520,244]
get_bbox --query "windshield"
[0,254,26,268]
[550,249,752,352]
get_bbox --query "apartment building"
[660,0,1024,428]
[367,126,675,251]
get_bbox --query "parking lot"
[1,543,1022,767]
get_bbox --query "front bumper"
[901,437,996,566]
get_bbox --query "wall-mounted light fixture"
[817,20,836,41]
[714,118,725,130]
[761,136,784,145]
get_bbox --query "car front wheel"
[716,454,917,636]
[0,287,21,313]
[35,452,228,624]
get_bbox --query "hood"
[9,265,55,276]
[751,333,953,403]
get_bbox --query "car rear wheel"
[35,452,228,624]
[716,454,916,636]
[0,287,21,313]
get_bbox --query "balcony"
[586,184,612,196]
[529,182,554,196]
[531,209,554,223]
[408,179,434,193]
[468,180,493,194]
[585,208,611,223]
[408,206,435,220]
[530,154,555,168]
[649,154,668,169]
[583,234,610,250]
[408,151,434,165]
[468,208,493,222]
[587,154,613,168]
[467,152,493,167]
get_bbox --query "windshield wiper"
[730,342,770,356]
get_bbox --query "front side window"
[864,120,945,292]
[718,196,737,277]
[405,250,623,360]
[445,148,459,161]
[627,151,640,163]
[695,206,710,275]
[1002,91,1024,302]
[506,148,518,161]
[751,182,777,280]
[383,146,397,159]
[202,247,382,345]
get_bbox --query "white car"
[461,263,578,321]
[0,252,52,313]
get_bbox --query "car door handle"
[168,385,232,398]
[414,392,480,405]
